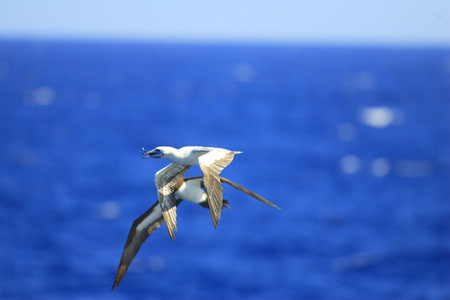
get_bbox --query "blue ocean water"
[0,40,448,299]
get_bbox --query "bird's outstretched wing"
[219,177,280,209]
[112,199,180,289]
[198,150,241,228]
[155,163,191,240]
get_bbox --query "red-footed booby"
[112,176,279,290]
[142,146,242,235]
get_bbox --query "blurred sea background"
[0,39,448,299]
[1,1,450,299]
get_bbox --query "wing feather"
[220,177,280,209]
[198,150,238,228]
[155,163,191,240]
[112,199,181,289]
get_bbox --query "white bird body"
[146,146,239,165]
[155,146,208,165]
[175,178,207,204]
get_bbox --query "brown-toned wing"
[219,177,280,209]
[112,199,182,290]
[198,150,237,228]
[155,163,191,241]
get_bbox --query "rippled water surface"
[0,40,448,299]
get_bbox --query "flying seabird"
[112,176,279,289]
[142,146,242,234]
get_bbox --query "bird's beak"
[142,148,163,159]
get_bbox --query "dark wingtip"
[112,265,128,290]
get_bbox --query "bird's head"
[142,147,167,159]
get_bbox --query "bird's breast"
[175,181,207,204]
